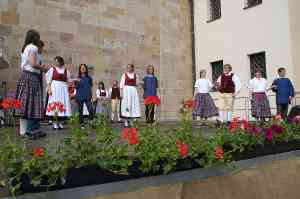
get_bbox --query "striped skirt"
[193,93,218,118]
[251,92,271,118]
[15,71,44,120]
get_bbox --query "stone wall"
[0,0,194,120]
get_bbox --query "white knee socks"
[19,118,27,135]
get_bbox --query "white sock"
[111,113,115,121]
[227,112,232,122]
[20,118,27,135]
[218,111,224,122]
[125,120,129,127]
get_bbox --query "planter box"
[15,140,300,195]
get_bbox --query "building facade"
[194,0,300,119]
[0,0,194,121]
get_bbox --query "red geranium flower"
[13,99,22,109]
[121,128,139,145]
[184,99,195,110]
[33,148,44,157]
[292,116,300,125]
[271,124,284,135]
[241,119,251,131]
[176,140,189,158]
[229,117,239,133]
[128,128,139,145]
[215,146,224,160]
[144,96,161,106]
[265,128,273,141]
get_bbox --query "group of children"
[192,64,295,124]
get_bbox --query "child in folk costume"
[76,64,94,127]
[15,30,48,139]
[271,67,295,118]
[46,56,72,130]
[120,64,141,127]
[193,69,218,121]
[142,65,159,123]
[95,82,109,117]
[108,80,121,122]
[216,64,241,123]
[248,70,271,123]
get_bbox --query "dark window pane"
[249,52,266,78]
[211,60,223,82]
[245,0,262,8]
[208,0,221,21]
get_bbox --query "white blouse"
[248,77,268,93]
[119,72,139,89]
[20,44,40,74]
[45,66,70,84]
[96,89,108,99]
[194,79,213,94]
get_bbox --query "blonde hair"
[147,65,155,75]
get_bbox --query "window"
[207,0,221,22]
[249,52,266,78]
[211,60,223,83]
[244,0,262,9]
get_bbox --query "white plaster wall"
[194,0,296,119]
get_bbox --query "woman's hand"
[47,87,52,96]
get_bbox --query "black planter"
[231,140,300,161]
[15,141,300,195]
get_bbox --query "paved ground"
[0,121,218,149]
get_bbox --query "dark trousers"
[27,119,40,134]
[145,105,155,123]
[77,99,94,124]
[277,103,289,118]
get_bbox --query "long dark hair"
[78,64,89,78]
[98,81,105,90]
[22,29,40,53]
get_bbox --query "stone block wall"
[0,0,194,120]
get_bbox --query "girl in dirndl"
[248,70,271,123]
[46,56,72,130]
[193,70,218,122]
[15,30,48,139]
[95,81,109,117]
[120,64,141,127]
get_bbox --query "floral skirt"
[193,93,218,118]
[251,93,271,118]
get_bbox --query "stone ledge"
[3,150,300,199]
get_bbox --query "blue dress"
[143,75,158,98]
[272,77,295,104]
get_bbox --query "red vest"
[52,67,67,82]
[220,73,235,93]
[125,73,136,86]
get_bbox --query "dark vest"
[220,73,235,93]
[111,87,120,99]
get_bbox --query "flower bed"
[1,99,300,197]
